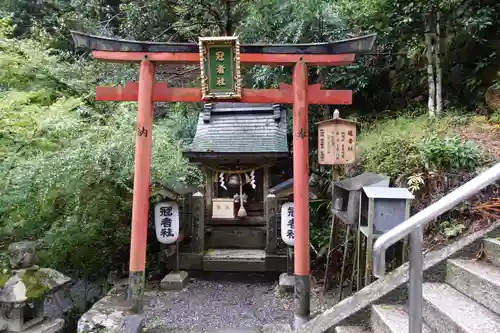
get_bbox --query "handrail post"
[408,226,423,333]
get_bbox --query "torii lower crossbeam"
[96,82,353,104]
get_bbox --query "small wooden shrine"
[179,102,291,272]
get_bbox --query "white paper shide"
[154,201,179,244]
[281,202,294,247]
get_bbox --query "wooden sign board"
[199,36,242,100]
[317,116,357,165]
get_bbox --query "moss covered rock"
[0,267,71,304]
[0,270,13,288]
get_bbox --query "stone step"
[207,216,266,226]
[447,258,500,316]
[371,304,432,333]
[335,326,372,333]
[422,282,500,333]
[484,238,500,267]
[203,249,266,272]
[206,226,266,249]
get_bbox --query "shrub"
[0,27,202,281]
[490,109,500,124]
[358,114,462,178]
[419,136,486,172]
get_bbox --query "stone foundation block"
[279,273,294,293]
[160,271,189,290]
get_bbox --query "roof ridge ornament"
[272,104,281,122]
[203,103,212,123]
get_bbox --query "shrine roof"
[184,103,288,155]
[269,178,319,200]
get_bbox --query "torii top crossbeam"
[72,31,376,64]
[71,30,376,328]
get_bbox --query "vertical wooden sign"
[317,111,357,165]
[199,36,242,100]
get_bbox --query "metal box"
[360,187,414,234]
[332,172,390,225]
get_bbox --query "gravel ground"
[142,272,328,332]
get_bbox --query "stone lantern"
[0,241,71,333]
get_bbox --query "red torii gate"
[71,31,376,328]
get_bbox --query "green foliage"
[407,173,425,193]
[0,271,11,288]
[440,220,466,239]
[358,113,482,178]
[20,269,51,299]
[490,110,500,124]
[419,136,486,172]
[334,0,500,110]
[0,25,201,281]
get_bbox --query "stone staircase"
[335,237,500,333]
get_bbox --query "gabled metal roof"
[185,103,289,154]
[269,178,319,200]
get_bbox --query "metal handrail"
[373,162,500,333]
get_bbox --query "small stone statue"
[7,241,37,270]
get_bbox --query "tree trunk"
[225,0,233,35]
[425,29,436,118]
[435,11,443,116]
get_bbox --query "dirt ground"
[459,120,500,159]
[143,272,331,332]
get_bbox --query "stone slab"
[278,273,294,293]
[178,253,203,270]
[371,304,432,333]
[335,326,372,333]
[265,253,288,272]
[447,258,500,316]
[146,324,292,333]
[161,271,189,291]
[125,314,145,333]
[203,249,266,272]
[77,294,132,333]
[206,226,266,249]
[22,318,64,333]
[422,282,500,333]
[484,238,500,267]
[261,323,293,332]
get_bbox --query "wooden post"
[364,198,375,286]
[128,60,155,314]
[205,169,213,217]
[323,166,339,293]
[292,61,310,329]
[191,191,205,254]
[265,193,278,254]
[263,166,270,200]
